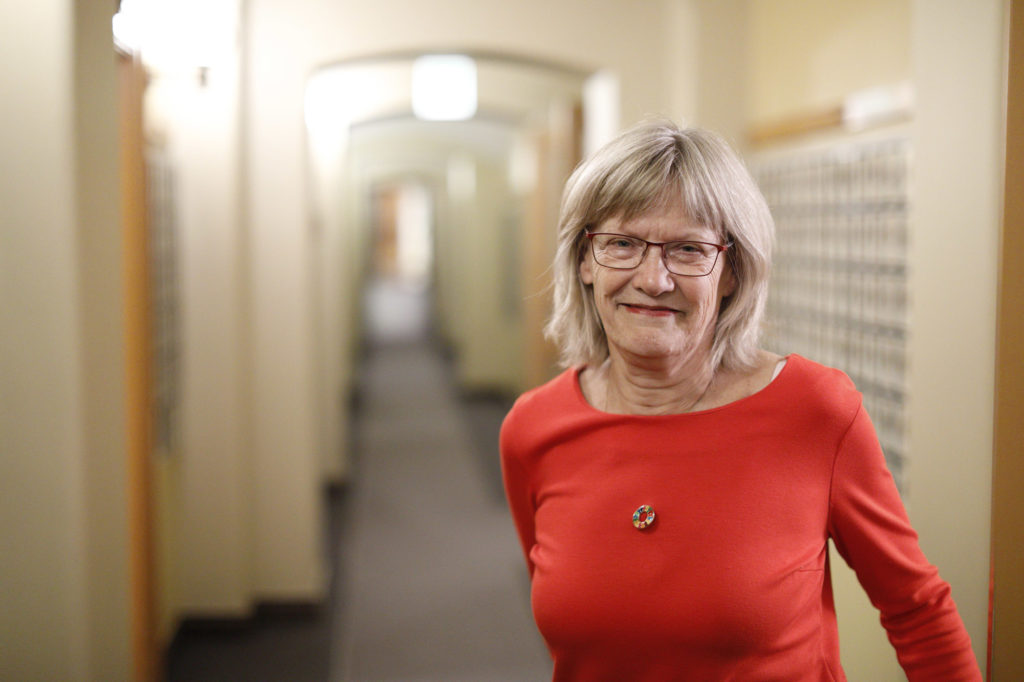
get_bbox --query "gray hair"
[544,120,774,371]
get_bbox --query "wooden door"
[118,49,160,682]
[990,0,1024,678]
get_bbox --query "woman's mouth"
[622,303,678,316]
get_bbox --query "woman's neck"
[595,349,717,415]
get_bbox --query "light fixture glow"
[112,0,236,71]
[412,55,477,121]
[112,0,145,53]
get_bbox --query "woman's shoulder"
[513,366,579,406]
[503,367,580,427]
[500,367,584,458]
[773,353,864,421]
[781,353,859,393]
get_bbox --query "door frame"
[989,0,1024,678]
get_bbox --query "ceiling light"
[412,55,477,121]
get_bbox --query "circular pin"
[632,504,656,530]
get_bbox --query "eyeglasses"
[585,232,731,277]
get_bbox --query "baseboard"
[169,598,323,640]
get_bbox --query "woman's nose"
[632,245,675,294]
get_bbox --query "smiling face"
[579,199,735,367]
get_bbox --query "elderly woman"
[500,121,980,681]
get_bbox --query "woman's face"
[579,200,735,366]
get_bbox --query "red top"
[500,355,980,681]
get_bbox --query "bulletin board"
[752,137,911,490]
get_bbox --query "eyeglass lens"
[590,234,722,276]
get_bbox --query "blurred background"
[2,0,1022,680]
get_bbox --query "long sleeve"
[500,411,537,579]
[827,405,981,681]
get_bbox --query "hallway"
[335,353,547,677]
[332,280,550,680]
[169,279,551,681]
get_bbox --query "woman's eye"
[667,242,712,261]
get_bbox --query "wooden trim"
[746,102,914,147]
[118,51,159,682]
[990,1,1024,678]
[747,105,845,146]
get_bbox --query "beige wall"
[0,1,131,679]
[244,0,325,601]
[689,0,913,148]
[457,150,524,390]
[747,0,912,124]
[689,0,750,145]
[143,0,324,613]
[146,43,252,619]
[906,0,1002,671]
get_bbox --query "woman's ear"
[718,259,737,298]
[579,249,594,285]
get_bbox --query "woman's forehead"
[598,204,717,238]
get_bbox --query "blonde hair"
[544,120,774,371]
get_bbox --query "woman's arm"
[500,412,537,579]
[827,405,981,680]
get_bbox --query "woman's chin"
[611,332,696,363]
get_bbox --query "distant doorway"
[364,180,434,343]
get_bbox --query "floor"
[167,279,551,681]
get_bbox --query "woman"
[500,121,980,681]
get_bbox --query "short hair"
[544,120,774,371]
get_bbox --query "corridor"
[168,279,551,681]
[331,279,550,681]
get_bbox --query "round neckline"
[570,353,796,418]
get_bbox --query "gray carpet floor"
[331,337,550,681]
